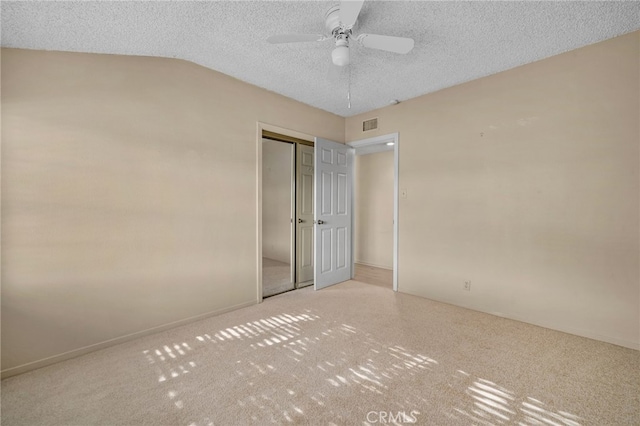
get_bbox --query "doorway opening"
[348,133,399,292]
[259,128,315,299]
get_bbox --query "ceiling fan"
[266,0,415,68]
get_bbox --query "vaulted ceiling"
[2,1,639,117]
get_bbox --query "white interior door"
[314,137,354,290]
[296,144,314,285]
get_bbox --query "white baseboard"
[355,260,393,270]
[496,310,640,350]
[399,290,639,351]
[1,300,256,379]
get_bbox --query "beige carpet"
[2,280,638,425]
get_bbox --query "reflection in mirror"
[262,139,295,297]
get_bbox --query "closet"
[261,132,314,297]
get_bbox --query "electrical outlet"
[464,281,471,291]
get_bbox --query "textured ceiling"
[2,1,639,117]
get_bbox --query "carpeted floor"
[2,279,638,425]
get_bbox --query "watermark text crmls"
[366,410,420,424]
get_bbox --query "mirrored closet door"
[262,136,314,298]
[262,139,295,297]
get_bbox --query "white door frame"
[347,133,399,292]
[256,122,316,303]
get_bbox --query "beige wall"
[354,151,394,269]
[1,48,343,375]
[346,32,640,349]
[262,139,293,264]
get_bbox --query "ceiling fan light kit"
[332,39,350,66]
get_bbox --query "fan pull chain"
[347,65,352,109]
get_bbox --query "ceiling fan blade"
[267,34,327,44]
[357,33,415,54]
[339,0,365,28]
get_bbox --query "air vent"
[362,118,378,132]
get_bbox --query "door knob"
[298,218,304,223]
[316,220,325,225]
